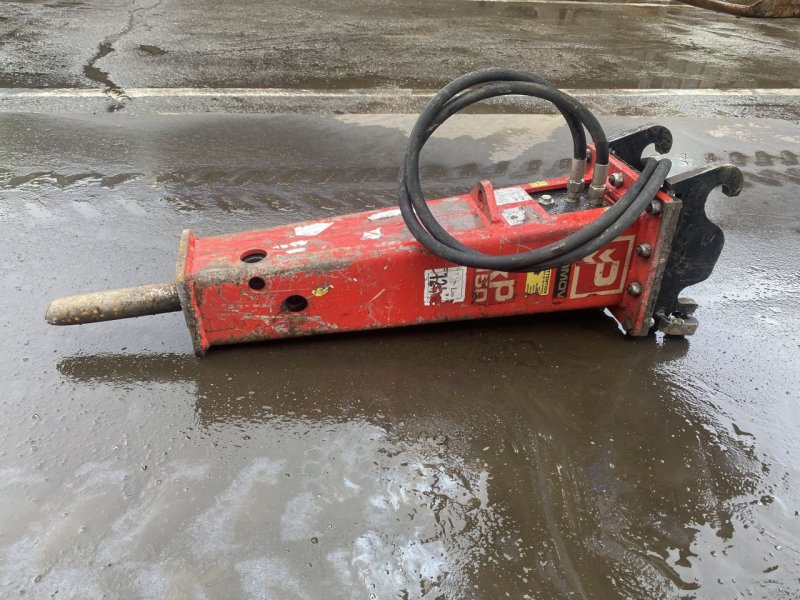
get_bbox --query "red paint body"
[176,150,677,355]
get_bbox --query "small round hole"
[248,277,266,290]
[240,249,267,264]
[283,294,308,312]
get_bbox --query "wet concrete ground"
[1,1,800,599]
[2,0,799,91]
[2,113,799,598]
[1,0,799,118]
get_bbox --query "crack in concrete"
[83,41,127,111]
[82,0,163,112]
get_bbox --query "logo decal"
[552,264,571,299]
[570,236,635,299]
[473,270,515,304]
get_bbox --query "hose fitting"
[566,157,587,201]
[588,163,609,206]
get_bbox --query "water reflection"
[57,311,763,597]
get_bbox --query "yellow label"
[525,270,552,296]
[529,180,548,188]
[312,285,333,297]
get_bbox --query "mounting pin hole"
[248,277,266,290]
[240,249,267,263]
[283,295,308,312]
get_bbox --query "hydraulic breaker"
[45,70,742,356]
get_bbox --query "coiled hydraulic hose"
[399,68,672,272]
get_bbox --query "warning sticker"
[525,270,552,296]
[423,267,467,306]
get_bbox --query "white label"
[273,240,308,250]
[294,222,333,236]
[423,267,467,306]
[494,186,531,206]
[367,208,402,221]
[501,206,526,226]
[362,227,383,240]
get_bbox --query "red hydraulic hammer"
[45,70,742,356]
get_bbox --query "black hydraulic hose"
[428,70,588,161]
[403,78,609,262]
[399,69,671,272]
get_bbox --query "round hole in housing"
[283,294,308,312]
[248,277,266,290]
[240,249,267,264]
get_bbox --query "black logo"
[552,264,571,299]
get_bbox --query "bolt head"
[646,199,663,215]
[627,281,643,296]
[608,172,624,188]
[635,243,652,258]
[645,317,656,329]
[538,194,554,207]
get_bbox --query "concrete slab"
[2,0,800,597]
[1,0,798,114]
[1,112,799,598]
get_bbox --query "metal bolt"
[635,243,652,258]
[646,199,662,215]
[608,172,624,188]
[627,281,643,296]
[538,194,554,207]
[645,317,656,329]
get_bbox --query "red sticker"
[570,236,634,299]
